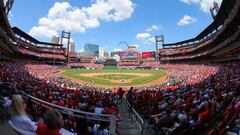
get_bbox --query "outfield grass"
[103,66,118,70]
[96,74,139,80]
[60,69,167,87]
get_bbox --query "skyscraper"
[51,36,59,44]
[99,48,109,58]
[69,42,75,52]
[84,43,99,57]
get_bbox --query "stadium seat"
[208,129,219,135]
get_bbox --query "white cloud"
[152,25,161,30]
[8,11,13,21]
[146,25,161,32]
[130,44,138,48]
[136,24,162,45]
[180,0,199,4]
[61,38,74,45]
[29,0,135,40]
[177,15,197,26]
[140,37,155,45]
[113,48,122,52]
[136,32,151,40]
[78,48,84,53]
[147,37,155,43]
[179,0,223,13]
[108,0,135,21]
[136,33,156,44]
[29,26,58,39]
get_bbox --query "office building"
[69,42,75,52]
[84,43,99,57]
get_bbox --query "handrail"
[20,91,117,135]
[21,91,114,117]
[124,97,145,134]
[125,98,144,124]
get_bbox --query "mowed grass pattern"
[60,69,167,86]
[95,74,139,80]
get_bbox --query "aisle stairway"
[117,99,153,135]
[0,121,17,135]
[118,101,141,135]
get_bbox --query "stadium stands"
[139,61,161,69]
[1,0,240,134]
[127,63,240,134]
[13,27,66,62]
[0,61,118,134]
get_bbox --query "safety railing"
[124,97,145,134]
[20,91,117,135]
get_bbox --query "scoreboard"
[142,52,155,59]
[119,50,140,59]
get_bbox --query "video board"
[119,51,140,59]
[142,52,155,59]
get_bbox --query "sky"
[9,0,222,52]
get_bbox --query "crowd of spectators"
[16,37,65,55]
[0,60,121,134]
[140,61,161,69]
[161,40,212,56]
[40,48,64,54]
[117,65,138,69]
[68,63,104,70]
[17,46,66,60]
[127,63,240,134]
[1,60,240,135]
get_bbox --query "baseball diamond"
[60,69,167,87]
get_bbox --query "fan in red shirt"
[117,88,125,100]
[36,109,64,135]
[198,103,212,123]
[37,124,61,135]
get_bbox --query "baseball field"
[60,69,167,87]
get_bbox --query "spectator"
[36,109,72,135]
[11,94,37,134]
[93,121,110,135]
[75,119,91,135]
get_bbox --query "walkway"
[117,99,153,135]
[0,121,17,135]
[118,101,141,135]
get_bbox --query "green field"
[103,66,118,70]
[60,69,167,87]
[96,74,139,80]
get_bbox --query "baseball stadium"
[0,0,240,135]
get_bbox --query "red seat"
[208,129,219,135]
[228,109,239,125]
[219,128,227,135]
[217,122,226,129]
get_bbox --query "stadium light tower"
[210,1,220,20]
[155,35,164,61]
[4,0,14,14]
[60,31,71,64]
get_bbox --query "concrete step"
[117,101,145,135]
[0,121,18,135]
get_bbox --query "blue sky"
[9,0,222,52]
